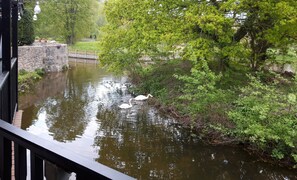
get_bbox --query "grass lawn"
[69,41,100,52]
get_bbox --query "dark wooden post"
[2,0,12,123]
[0,137,12,180]
[2,0,11,72]
[12,1,18,58]
[31,151,44,180]
[14,144,27,180]
[12,0,18,112]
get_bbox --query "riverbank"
[129,59,297,169]
[18,69,45,93]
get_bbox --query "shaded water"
[20,62,297,179]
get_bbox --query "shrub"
[228,75,297,164]
[175,60,228,117]
[18,69,43,93]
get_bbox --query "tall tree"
[18,8,35,45]
[35,0,99,44]
[232,0,297,69]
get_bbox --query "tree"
[18,9,35,45]
[232,0,297,69]
[35,0,99,44]
[96,2,107,33]
[99,0,297,72]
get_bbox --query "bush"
[228,75,297,164]
[175,60,229,117]
[18,69,43,93]
[18,9,35,45]
[130,60,191,105]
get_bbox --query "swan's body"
[119,98,133,109]
[134,94,153,101]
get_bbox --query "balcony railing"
[0,119,134,180]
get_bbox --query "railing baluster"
[76,173,83,180]
[30,151,44,180]
[14,143,27,180]
[0,136,12,180]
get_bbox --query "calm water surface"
[20,62,297,179]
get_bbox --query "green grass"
[69,41,100,51]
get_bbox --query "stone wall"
[18,42,68,72]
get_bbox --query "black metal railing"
[0,58,17,124]
[0,68,11,121]
[0,120,135,180]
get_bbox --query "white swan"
[118,98,133,109]
[134,94,153,101]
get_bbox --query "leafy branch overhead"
[100,0,297,71]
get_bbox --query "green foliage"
[99,0,190,73]
[34,0,99,44]
[228,75,297,163]
[232,0,297,69]
[100,0,297,73]
[293,154,297,164]
[130,60,191,105]
[267,46,297,65]
[175,60,227,116]
[35,68,45,76]
[18,69,44,93]
[264,1,297,49]
[96,1,107,36]
[18,9,35,45]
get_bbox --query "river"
[19,62,297,179]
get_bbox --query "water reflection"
[94,104,297,179]
[20,63,297,179]
[19,72,68,110]
[43,68,93,142]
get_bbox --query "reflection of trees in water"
[21,104,41,129]
[94,104,193,179]
[94,105,297,179]
[44,68,95,142]
[19,72,68,110]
